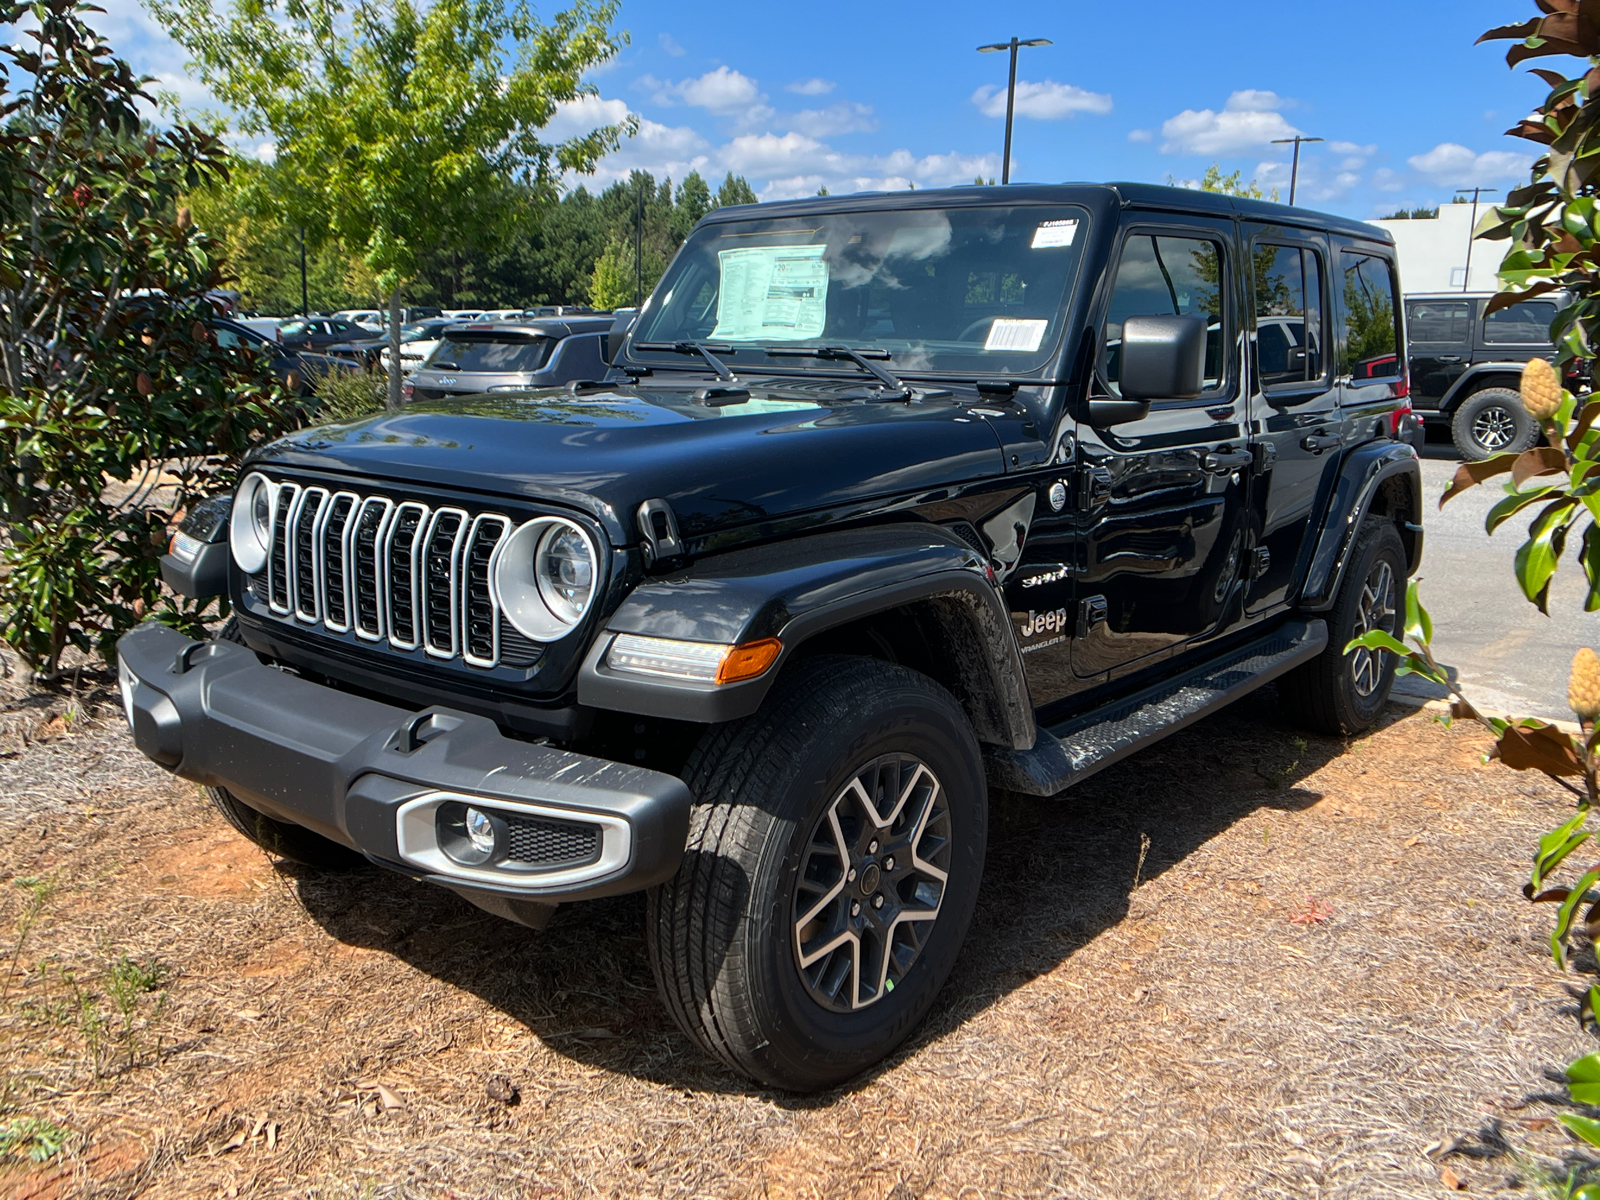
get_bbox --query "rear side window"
[1254,244,1324,389]
[1408,300,1470,343]
[1483,300,1557,345]
[1338,253,1401,381]
[1105,232,1228,394]
[432,336,553,372]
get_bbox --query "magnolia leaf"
[1344,629,1410,657]
[1559,1112,1600,1147]
[1554,868,1600,969]
[1582,522,1600,612]
[1532,817,1592,891]
[1500,721,1586,776]
[1441,454,1521,506]
[1573,1053,1600,1086]
[1487,483,1560,533]
[1516,498,1578,611]
[1512,445,1572,486]
[1568,400,1600,450]
[1403,579,1433,645]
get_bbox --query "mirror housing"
[605,308,639,365]
[1118,314,1208,403]
[1084,396,1152,427]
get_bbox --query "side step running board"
[986,618,1328,797]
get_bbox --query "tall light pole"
[977,37,1052,184]
[1456,186,1498,292]
[1269,135,1323,205]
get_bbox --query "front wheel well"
[787,596,1024,748]
[1366,471,1421,576]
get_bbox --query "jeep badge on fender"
[127,182,1420,1092]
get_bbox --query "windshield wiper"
[635,340,736,381]
[764,346,908,399]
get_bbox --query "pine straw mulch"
[0,665,1597,1199]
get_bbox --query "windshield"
[632,203,1090,377]
[427,334,552,372]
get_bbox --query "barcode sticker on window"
[1031,220,1079,248]
[985,318,1049,352]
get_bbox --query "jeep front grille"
[257,482,535,670]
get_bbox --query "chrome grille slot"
[422,508,467,658]
[462,515,508,667]
[385,502,429,651]
[352,497,394,641]
[293,488,327,623]
[321,493,358,632]
[267,482,300,614]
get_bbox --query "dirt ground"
[1,659,1598,1199]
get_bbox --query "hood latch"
[637,499,685,570]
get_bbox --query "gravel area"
[0,664,1595,1199]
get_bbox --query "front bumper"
[115,621,691,904]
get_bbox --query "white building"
[1368,202,1504,294]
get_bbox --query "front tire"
[1277,520,1406,736]
[646,655,987,1091]
[1451,387,1537,460]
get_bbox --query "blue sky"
[97,0,1548,219]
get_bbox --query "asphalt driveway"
[1396,441,1597,721]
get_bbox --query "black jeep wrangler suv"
[122,183,1420,1091]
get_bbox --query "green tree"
[715,173,759,208]
[588,238,635,310]
[149,0,629,406]
[0,0,300,673]
[1175,164,1280,203]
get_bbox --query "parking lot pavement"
[1394,442,1596,721]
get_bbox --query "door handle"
[1436,355,1463,363]
[1301,430,1342,454]
[1203,447,1253,474]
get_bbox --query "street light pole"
[1269,135,1323,205]
[977,36,1052,184]
[1456,186,1498,292]
[634,177,645,308]
[298,227,308,317]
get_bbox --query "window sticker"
[1031,219,1079,249]
[710,245,829,342]
[985,318,1049,352]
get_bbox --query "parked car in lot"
[325,319,457,373]
[331,309,385,330]
[128,183,1419,1093]
[403,317,614,401]
[210,317,334,395]
[444,309,485,321]
[1405,291,1583,458]
[277,316,370,352]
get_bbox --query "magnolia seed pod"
[1570,648,1600,721]
[136,372,153,397]
[177,206,192,230]
[1521,357,1563,420]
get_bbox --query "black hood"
[252,378,1011,548]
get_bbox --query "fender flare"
[576,523,1037,749]
[1437,362,1534,413]
[1298,441,1422,611]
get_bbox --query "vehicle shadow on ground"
[285,683,1403,1103]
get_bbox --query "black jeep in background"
[122,183,1419,1092]
[1406,291,1576,459]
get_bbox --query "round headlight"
[493,517,600,642]
[230,473,275,574]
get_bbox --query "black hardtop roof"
[700,182,1390,245]
[441,315,613,337]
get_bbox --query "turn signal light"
[716,638,783,684]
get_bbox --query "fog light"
[465,807,496,854]
[437,800,508,866]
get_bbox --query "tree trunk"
[386,284,403,411]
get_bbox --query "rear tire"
[1278,520,1406,736]
[1451,387,1537,460]
[645,655,987,1092]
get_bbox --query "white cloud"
[1371,167,1406,192]
[787,78,835,96]
[1406,142,1530,186]
[970,80,1112,120]
[1328,140,1377,156]
[657,32,684,56]
[1127,129,1153,144]
[543,94,631,142]
[645,66,765,115]
[784,102,878,138]
[1160,90,1299,155]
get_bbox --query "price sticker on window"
[1031,220,1079,249]
[984,318,1049,352]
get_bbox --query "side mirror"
[606,308,639,365]
[1118,314,1208,403]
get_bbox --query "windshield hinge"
[975,380,1019,399]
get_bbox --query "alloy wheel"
[1349,559,1397,697]
[1472,404,1518,453]
[791,754,952,1012]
